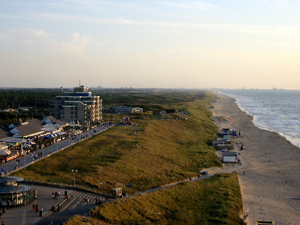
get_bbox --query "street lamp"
[71,169,78,186]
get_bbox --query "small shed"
[212,138,230,146]
[223,135,231,140]
[215,144,232,150]
[112,187,122,197]
[222,152,238,163]
[255,222,276,225]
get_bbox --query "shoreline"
[217,91,300,148]
[211,93,300,225]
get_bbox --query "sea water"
[217,89,300,147]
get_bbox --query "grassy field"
[12,91,221,194]
[66,173,243,225]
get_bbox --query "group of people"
[32,204,43,216]
[95,197,102,205]
[51,204,59,212]
[52,190,61,199]
[32,152,43,160]
[32,204,39,212]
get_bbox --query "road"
[4,123,115,175]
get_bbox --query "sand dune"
[211,93,300,225]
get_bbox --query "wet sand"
[211,93,300,225]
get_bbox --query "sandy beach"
[211,93,300,225]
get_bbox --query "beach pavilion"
[0,173,33,208]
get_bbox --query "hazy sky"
[1,0,300,89]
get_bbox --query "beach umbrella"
[44,135,51,139]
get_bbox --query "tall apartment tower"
[50,85,102,124]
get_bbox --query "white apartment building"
[50,85,102,124]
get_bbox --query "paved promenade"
[1,185,73,225]
[0,123,115,225]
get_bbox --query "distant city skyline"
[1,0,300,90]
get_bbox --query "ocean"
[217,89,300,147]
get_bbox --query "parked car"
[221,149,231,152]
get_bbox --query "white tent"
[0,149,11,156]
[42,124,59,132]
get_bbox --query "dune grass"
[68,173,242,225]
[12,91,221,194]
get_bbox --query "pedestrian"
[106,194,108,200]
[57,204,60,212]
[41,152,42,157]
[52,192,54,198]
[36,204,38,213]
[32,203,35,212]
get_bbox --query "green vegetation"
[0,89,61,109]
[65,215,110,225]
[12,91,221,194]
[0,89,62,124]
[68,173,243,225]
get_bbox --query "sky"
[1,0,300,89]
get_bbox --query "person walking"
[32,204,35,212]
[36,204,38,213]
[39,208,43,217]
[57,204,60,212]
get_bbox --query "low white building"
[222,152,238,163]
[111,106,143,114]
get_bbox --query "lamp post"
[71,169,78,186]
